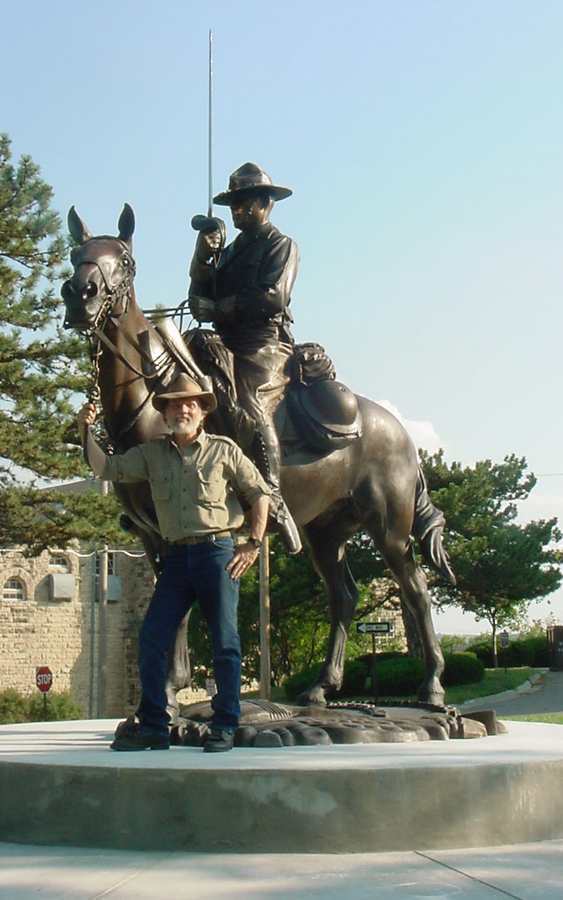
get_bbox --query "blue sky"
[4,1,563,632]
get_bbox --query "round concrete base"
[1,719,562,852]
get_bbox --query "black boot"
[252,424,302,555]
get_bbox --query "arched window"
[2,577,26,602]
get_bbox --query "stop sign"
[35,666,53,693]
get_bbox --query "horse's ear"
[118,203,135,245]
[67,206,92,244]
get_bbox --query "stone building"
[0,538,155,717]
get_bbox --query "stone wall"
[0,544,155,717]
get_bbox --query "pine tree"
[0,133,88,483]
[0,134,129,551]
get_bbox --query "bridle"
[63,242,167,443]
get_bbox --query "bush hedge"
[0,690,83,725]
[284,650,486,701]
[467,635,550,668]
[374,657,425,696]
[283,664,323,701]
[442,652,484,687]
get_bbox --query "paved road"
[490,669,563,716]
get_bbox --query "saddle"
[188,331,363,455]
[139,323,362,456]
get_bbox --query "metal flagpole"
[207,29,213,217]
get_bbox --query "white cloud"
[376,400,444,454]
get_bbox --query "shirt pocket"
[196,463,225,506]
[151,474,172,501]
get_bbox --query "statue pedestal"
[1,719,562,852]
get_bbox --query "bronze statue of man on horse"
[61,162,455,713]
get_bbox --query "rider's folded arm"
[244,236,298,320]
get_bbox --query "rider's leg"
[234,348,302,555]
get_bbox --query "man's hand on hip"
[226,542,260,580]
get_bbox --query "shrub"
[0,690,82,724]
[375,657,425,696]
[283,663,323,701]
[466,640,494,667]
[525,636,550,667]
[27,692,83,722]
[357,651,405,665]
[341,659,369,695]
[442,652,484,687]
[0,689,30,724]
[468,635,550,668]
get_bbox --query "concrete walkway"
[460,668,563,716]
[0,839,562,898]
[487,669,563,717]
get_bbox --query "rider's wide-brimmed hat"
[153,373,217,414]
[213,162,292,206]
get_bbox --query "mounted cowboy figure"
[188,162,302,555]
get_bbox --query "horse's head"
[61,204,136,332]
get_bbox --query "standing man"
[188,162,301,556]
[78,373,270,752]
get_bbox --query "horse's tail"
[412,466,456,585]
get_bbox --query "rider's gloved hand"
[191,216,226,263]
[188,295,216,323]
[194,229,223,263]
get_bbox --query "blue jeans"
[137,538,241,734]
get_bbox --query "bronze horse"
[62,205,455,708]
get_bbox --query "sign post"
[356,622,394,700]
[499,630,510,674]
[259,536,271,700]
[35,666,53,719]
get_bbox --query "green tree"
[422,451,561,665]
[0,134,125,551]
[187,535,400,687]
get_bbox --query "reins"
[83,260,170,444]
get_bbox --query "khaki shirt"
[99,430,270,542]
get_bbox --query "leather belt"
[170,530,232,546]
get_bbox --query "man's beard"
[168,416,197,437]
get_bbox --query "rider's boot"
[252,423,302,555]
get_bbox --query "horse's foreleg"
[296,526,359,707]
[378,535,445,706]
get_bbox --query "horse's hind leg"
[368,526,445,706]
[296,522,359,706]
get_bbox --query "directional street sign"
[356,621,394,636]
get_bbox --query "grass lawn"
[444,667,536,705]
[498,712,563,724]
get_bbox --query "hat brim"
[153,391,217,414]
[213,185,292,206]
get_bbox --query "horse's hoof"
[295,686,327,707]
[417,689,446,708]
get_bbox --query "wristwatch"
[248,536,262,549]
